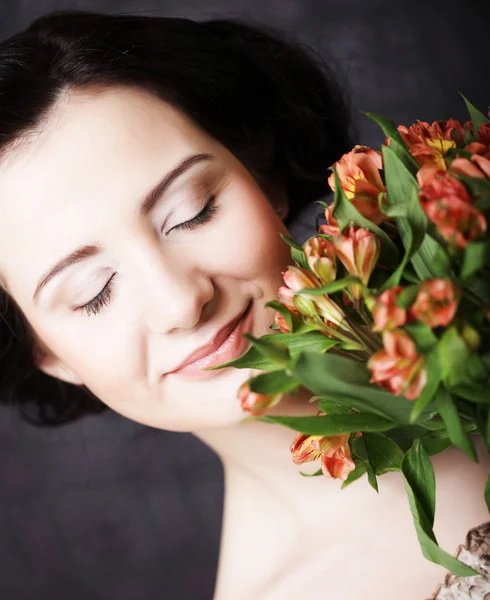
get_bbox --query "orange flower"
[398,119,462,170]
[319,205,341,237]
[333,225,380,298]
[424,195,486,248]
[367,329,427,400]
[327,145,387,225]
[418,169,486,248]
[409,279,460,328]
[304,236,337,286]
[477,122,490,147]
[274,312,291,333]
[290,433,324,464]
[238,381,283,416]
[451,155,490,180]
[281,266,346,327]
[277,286,299,314]
[290,432,356,481]
[371,286,407,332]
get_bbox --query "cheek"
[211,180,292,285]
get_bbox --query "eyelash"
[77,195,219,317]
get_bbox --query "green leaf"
[396,284,420,309]
[461,241,488,280]
[362,432,404,474]
[297,276,362,296]
[452,382,490,404]
[247,370,301,395]
[331,167,399,268]
[254,412,395,436]
[460,93,489,131]
[341,461,366,488]
[402,439,478,577]
[404,321,438,354]
[436,387,477,461]
[242,333,290,366]
[203,341,280,371]
[410,349,441,423]
[264,300,294,333]
[437,326,469,385]
[362,111,418,171]
[485,474,490,512]
[291,246,310,270]
[402,439,435,526]
[279,233,303,251]
[292,351,420,422]
[299,468,323,477]
[318,396,352,415]
[352,435,378,491]
[381,146,446,287]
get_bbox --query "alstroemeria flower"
[304,236,337,286]
[333,225,380,298]
[327,145,388,225]
[274,312,291,333]
[238,381,283,416]
[367,329,427,400]
[281,266,346,328]
[290,432,356,481]
[477,122,490,147]
[418,169,487,248]
[316,434,356,480]
[409,279,460,328]
[371,286,408,332]
[398,119,462,170]
[277,285,299,314]
[451,154,490,180]
[290,433,324,464]
[319,205,341,237]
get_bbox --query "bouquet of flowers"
[207,95,490,577]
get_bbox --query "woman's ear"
[33,343,84,386]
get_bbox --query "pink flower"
[277,286,299,314]
[333,225,380,298]
[281,266,346,327]
[303,236,337,285]
[418,169,486,248]
[327,145,388,225]
[238,381,283,416]
[409,279,460,328]
[367,329,427,401]
[371,286,408,332]
[318,205,341,236]
[451,155,490,180]
[274,312,291,333]
[398,119,462,170]
[290,432,356,481]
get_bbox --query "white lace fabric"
[428,521,490,599]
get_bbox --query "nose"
[139,250,214,334]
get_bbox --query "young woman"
[0,10,488,599]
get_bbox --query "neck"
[193,386,319,482]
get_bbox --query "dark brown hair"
[0,9,353,426]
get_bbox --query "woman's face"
[0,86,294,431]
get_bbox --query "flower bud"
[371,286,407,332]
[409,279,460,328]
[333,225,380,298]
[367,329,427,400]
[304,236,337,286]
[238,381,283,416]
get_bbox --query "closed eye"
[76,194,220,317]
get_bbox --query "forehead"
[0,86,212,301]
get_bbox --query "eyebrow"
[32,152,214,303]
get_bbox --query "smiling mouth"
[166,300,253,380]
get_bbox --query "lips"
[166,300,253,375]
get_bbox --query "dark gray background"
[0,1,489,599]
